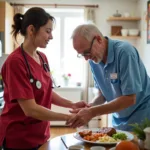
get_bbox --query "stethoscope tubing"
[20,44,60,89]
[21,44,33,81]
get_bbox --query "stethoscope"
[21,44,60,89]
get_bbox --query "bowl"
[69,145,84,150]
[109,147,116,150]
[113,10,122,17]
[90,146,106,150]
[121,29,128,36]
[128,29,139,36]
[124,12,130,17]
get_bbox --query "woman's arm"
[51,91,74,108]
[18,99,70,121]
[51,91,88,109]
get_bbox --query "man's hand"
[66,108,94,128]
[69,108,81,114]
[69,101,90,114]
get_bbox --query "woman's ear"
[27,25,35,37]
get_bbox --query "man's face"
[73,36,104,64]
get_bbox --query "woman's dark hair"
[12,7,55,40]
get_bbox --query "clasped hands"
[66,101,94,128]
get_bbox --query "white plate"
[73,128,134,145]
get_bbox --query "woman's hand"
[73,100,90,109]
[66,108,94,128]
[70,101,90,114]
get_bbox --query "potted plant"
[62,73,71,86]
[129,118,150,149]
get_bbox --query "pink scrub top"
[0,47,52,149]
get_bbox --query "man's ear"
[95,35,102,43]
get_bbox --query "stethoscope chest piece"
[36,80,42,89]
[21,43,59,89]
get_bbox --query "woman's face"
[33,19,53,48]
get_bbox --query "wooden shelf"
[107,17,141,21]
[110,35,140,39]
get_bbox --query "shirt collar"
[105,37,115,65]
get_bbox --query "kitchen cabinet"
[107,16,141,40]
[0,2,5,32]
[0,1,14,54]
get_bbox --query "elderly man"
[67,24,150,131]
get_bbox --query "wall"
[137,0,150,75]
[94,0,140,52]
[94,0,139,35]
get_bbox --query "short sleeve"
[2,57,34,102]
[119,49,143,95]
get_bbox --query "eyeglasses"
[77,37,96,58]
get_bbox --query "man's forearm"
[90,90,106,106]
[90,95,136,117]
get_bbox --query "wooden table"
[39,133,142,150]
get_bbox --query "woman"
[0,7,88,150]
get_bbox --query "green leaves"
[129,118,150,140]
[112,133,127,140]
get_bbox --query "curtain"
[83,7,96,102]
[84,7,96,23]
[14,6,24,14]
[13,6,24,48]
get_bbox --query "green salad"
[112,132,127,140]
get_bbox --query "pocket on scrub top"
[110,79,118,84]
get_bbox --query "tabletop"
[39,132,142,150]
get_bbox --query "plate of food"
[73,127,134,145]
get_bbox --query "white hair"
[71,23,104,42]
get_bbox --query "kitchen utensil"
[124,12,130,17]
[113,10,122,17]
[121,29,128,36]
[128,29,139,36]
[61,136,68,149]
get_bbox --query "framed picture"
[147,0,150,43]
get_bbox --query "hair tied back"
[20,14,24,20]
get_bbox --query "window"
[44,8,85,87]
[24,8,85,87]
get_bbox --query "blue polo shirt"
[89,37,150,131]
